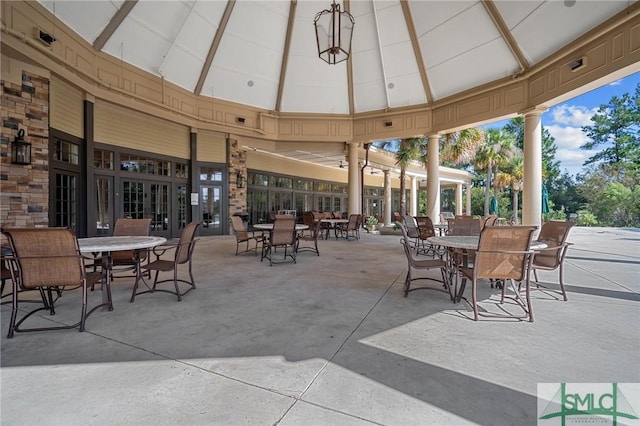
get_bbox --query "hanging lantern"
[314,1,355,65]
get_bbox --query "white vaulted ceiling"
[38,0,637,115]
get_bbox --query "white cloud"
[546,124,596,174]
[609,79,622,86]
[550,104,598,126]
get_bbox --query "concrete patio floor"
[1,226,639,425]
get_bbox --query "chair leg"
[79,284,88,332]
[173,269,182,302]
[471,279,479,321]
[558,264,568,301]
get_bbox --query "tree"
[472,129,519,216]
[494,156,524,223]
[581,85,640,178]
[376,137,424,214]
[440,128,484,168]
[503,116,562,187]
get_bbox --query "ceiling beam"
[195,0,236,96]
[481,0,529,72]
[400,0,433,104]
[93,0,138,51]
[346,0,355,115]
[275,0,297,113]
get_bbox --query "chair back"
[402,214,419,238]
[230,215,249,240]
[301,212,315,228]
[112,218,152,263]
[332,211,342,219]
[415,216,435,239]
[447,217,482,236]
[114,218,151,236]
[3,228,84,289]
[175,221,202,265]
[398,224,415,265]
[475,226,536,281]
[484,214,498,227]
[534,221,575,268]
[270,216,296,245]
[346,214,359,231]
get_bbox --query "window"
[120,154,171,176]
[199,167,222,181]
[55,139,79,165]
[176,163,189,179]
[94,149,113,169]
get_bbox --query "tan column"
[410,176,418,216]
[347,142,360,215]
[456,183,463,216]
[522,108,545,228]
[384,169,392,226]
[466,183,472,215]
[426,134,440,222]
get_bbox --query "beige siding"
[197,130,226,163]
[247,151,348,183]
[94,100,190,159]
[50,78,83,137]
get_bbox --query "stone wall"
[228,137,247,232]
[0,71,50,228]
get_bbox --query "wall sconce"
[11,129,32,165]
[236,170,245,188]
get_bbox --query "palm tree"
[472,129,519,216]
[376,137,424,214]
[440,128,484,166]
[495,156,524,223]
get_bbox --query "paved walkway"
[1,226,638,425]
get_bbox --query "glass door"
[200,184,223,235]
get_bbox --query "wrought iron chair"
[458,226,537,322]
[414,216,442,258]
[530,220,576,301]
[230,215,264,256]
[261,216,297,265]
[399,224,450,299]
[110,218,152,278]
[2,227,111,338]
[337,214,361,241]
[401,214,420,250]
[131,221,202,302]
[295,212,321,256]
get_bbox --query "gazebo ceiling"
[38,0,636,115]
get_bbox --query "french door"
[199,184,223,235]
[121,179,171,238]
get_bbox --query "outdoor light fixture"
[236,170,245,188]
[11,129,31,165]
[314,1,355,65]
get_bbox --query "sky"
[484,71,640,177]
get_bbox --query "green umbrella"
[542,184,550,214]
[489,196,498,214]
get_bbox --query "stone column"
[466,183,472,215]
[426,134,440,222]
[522,108,545,229]
[228,137,247,234]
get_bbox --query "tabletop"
[319,218,348,224]
[78,236,167,253]
[426,236,547,251]
[253,223,309,231]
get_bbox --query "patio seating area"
[1,227,638,425]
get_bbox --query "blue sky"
[484,71,640,177]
